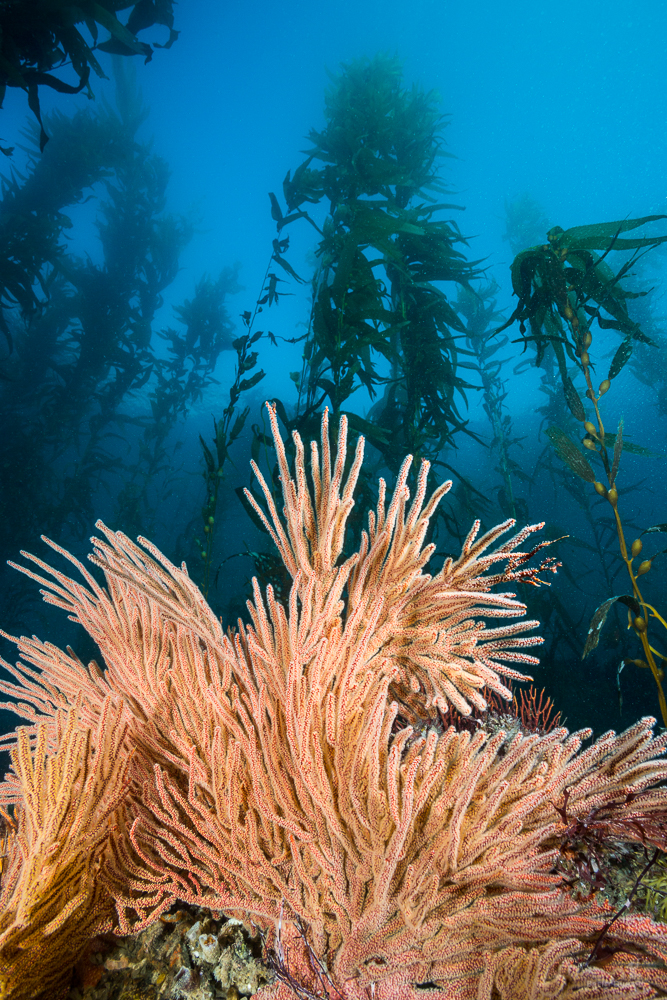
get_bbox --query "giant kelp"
[499,218,667,725]
[499,219,667,371]
[267,54,481,471]
[0,70,238,632]
[0,0,178,152]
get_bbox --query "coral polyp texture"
[0,404,667,999]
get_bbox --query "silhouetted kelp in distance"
[0,95,143,354]
[452,274,591,695]
[0,65,241,633]
[195,311,266,598]
[503,192,551,257]
[454,280,528,525]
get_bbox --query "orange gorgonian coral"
[0,404,666,999]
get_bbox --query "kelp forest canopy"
[0,48,667,739]
[268,54,483,471]
[0,0,178,153]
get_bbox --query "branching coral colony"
[2,405,667,999]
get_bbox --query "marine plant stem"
[613,498,667,724]
[579,334,667,726]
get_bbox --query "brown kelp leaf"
[563,377,585,421]
[551,215,667,252]
[546,426,596,483]
[272,253,305,283]
[238,370,265,394]
[582,594,642,658]
[229,407,250,445]
[268,192,284,222]
[609,337,633,380]
[92,2,153,58]
[603,432,661,458]
[199,435,215,475]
